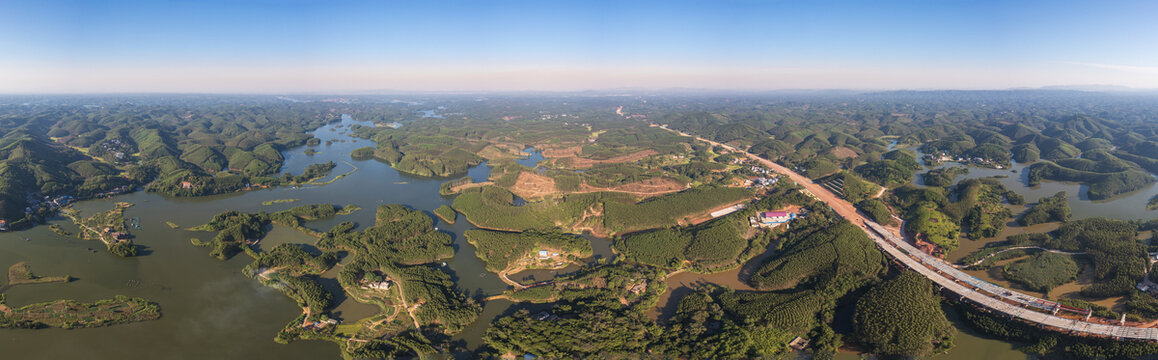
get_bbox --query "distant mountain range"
[1026,84,1156,92]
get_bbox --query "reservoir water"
[0,115,502,358]
[0,119,1154,359]
[908,146,1158,220]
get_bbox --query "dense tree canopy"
[854,272,955,357]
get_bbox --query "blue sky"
[1,0,1156,92]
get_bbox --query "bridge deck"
[667,126,1158,341]
[864,220,1158,340]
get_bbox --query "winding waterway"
[2,119,1156,358]
[0,114,524,358]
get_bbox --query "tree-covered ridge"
[7,91,1158,232]
[854,149,922,188]
[637,93,1158,202]
[320,205,480,356]
[10,92,1158,358]
[970,218,1145,299]
[501,262,666,305]
[190,203,352,260]
[451,183,752,236]
[1019,191,1071,226]
[614,207,773,272]
[0,98,417,230]
[482,260,797,359]
[1003,252,1080,293]
[485,267,798,359]
[483,172,924,359]
[818,171,880,203]
[725,203,887,358]
[853,272,955,357]
[922,166,968,187]
[749,219,886,292]
[948,179,1015,240]
[483,296,661,358]
[450,185,582,231]
[890,177,1016,253]
[907,204,960,253]
[192,203,478,358]
[433,204,455,224]
[0,129,118,229]
[602,186,753,234]
[465,230,592,273]
[711,229,886,358]
[345,105,758,215]
[1050,218,1145,298]
[365,128,486,177]
[317,204,455,265]
[347,110,701,179]
[1027,159,1155,200]
[247,245,340,329]
[658,290,797,358]
[1012,123,1158,201]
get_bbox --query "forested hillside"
[0,96,407,229]
[636,92,1158,201]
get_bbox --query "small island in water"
[1,262,160,329]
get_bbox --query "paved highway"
[662,125,1158,340]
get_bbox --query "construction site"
[672,126,1158,343]
[864,220,1158,341]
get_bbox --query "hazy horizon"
[3,0,1157,93]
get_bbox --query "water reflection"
[908,146,1158,220]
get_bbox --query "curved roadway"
[663,125,1158,341]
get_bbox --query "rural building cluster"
[924,152,1006,169]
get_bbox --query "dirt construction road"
[661,124,1158,340]
[668,129,889,236]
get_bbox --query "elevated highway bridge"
[660,124,1158,341]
